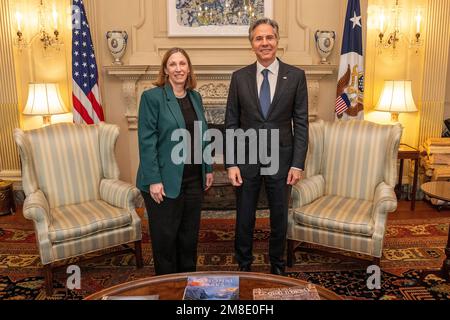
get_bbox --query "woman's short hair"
[248,18,280,42]
[153,47,197,89]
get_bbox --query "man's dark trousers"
[235,174,290,269]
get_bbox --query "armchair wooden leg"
[135,240,144,268]
[287,239,295,268]
[44,264,53,296]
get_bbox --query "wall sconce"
[375,80,418,122]
[13,0,63,51]
[376,0,423,54]
[23,83,67,126]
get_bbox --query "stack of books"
[419,138,450,205]
[420,138,450,181]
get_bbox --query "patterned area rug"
[0,211,449,300]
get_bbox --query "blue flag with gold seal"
[335,0,365,120]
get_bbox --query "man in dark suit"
[225,18,309,275]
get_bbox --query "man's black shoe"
[270,265,286,276]
[238,265,251,272]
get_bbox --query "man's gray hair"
[248,18,280,42]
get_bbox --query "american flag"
[335,0,364,120]
[335,94,350,115]
[72,0,104,124]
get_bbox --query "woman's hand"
[149,183,166,204]
[205,173,214,191]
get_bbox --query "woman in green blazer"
[136,48,213,275]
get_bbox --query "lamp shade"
[375,80,418,113]
[23,83,67,116]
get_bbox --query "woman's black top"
[177,94,202,182]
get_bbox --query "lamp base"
[42,115,52,126]
[391,112,399,122]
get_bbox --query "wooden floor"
[388,200,450,220]
[2,200,450,226]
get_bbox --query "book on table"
[253,284,321,300]
[183,276,239,300]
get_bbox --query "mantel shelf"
[104,64,337,81]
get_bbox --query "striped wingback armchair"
[14,122,143,295]
[287,120,402,266]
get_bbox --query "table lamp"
[23,83,67,126]
[375,80,418,122]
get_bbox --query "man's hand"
[205,173,214,191]
[287,168,303,186]
[149,183,166,204]
[227,167,243,187]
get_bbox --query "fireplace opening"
[202,119,269,211]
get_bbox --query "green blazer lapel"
[164,83,185,129]
[188,90,209,158]
[188,90,206,125]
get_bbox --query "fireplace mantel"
[105,64,336,130]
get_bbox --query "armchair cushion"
[293,195,374,236]
[49,200,132,243]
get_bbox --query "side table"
[397,144,419,211]
[0,180,15,215]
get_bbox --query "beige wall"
[0,0,21,181]
[3,0,450,186]
[9,0,73,129]
[95,0,350,183]
[364,0,427,148]
[446,41,450,120]
[365,0,450,146]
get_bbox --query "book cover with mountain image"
[183,276,239,300]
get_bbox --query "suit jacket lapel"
[164,83,185,129]
[246,63,265,119]
[267,60,290,119]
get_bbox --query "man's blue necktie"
[259,69,271,119]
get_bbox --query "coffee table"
[421,181,450,280]
[85,271,343,300]
[421,181,450,211]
